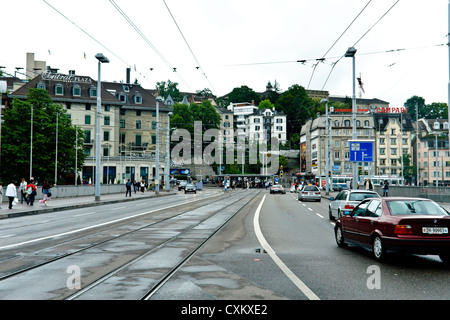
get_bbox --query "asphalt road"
[0,188,448,302]
[153,190,450,300]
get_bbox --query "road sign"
[349,140,374,162]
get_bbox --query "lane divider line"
[253,194,320,300]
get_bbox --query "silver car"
[298,185,321,202]
[184,183,197,194]
[328,190,379,220]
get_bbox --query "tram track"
[0,189,262,299]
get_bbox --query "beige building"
[9,69,171,185]
[417,119,450,186]
[373,113,413,180]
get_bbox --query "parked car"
[334,197,450,263]
[184,183,197,194]
[270,184,286,194]
[298,185,321,202]
[178,181,188,191]
[329,190,379,220]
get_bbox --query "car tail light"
[395,224,413,235]
[344,204,354,210]
[315,192,321,195]
[302,192,308,194]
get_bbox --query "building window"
[120,133,126,144]
[344,120,350,127]
[120,119,125,128]
[55,84,64,95]
[104,105,110,112]
[104,116,110,126]
[89,87,97,97]
[136,120,141,129]
[134,93,142,104]
[135,134,141,146]
[37,82,46,90]
[73,85,81,97]
[136,110,141,116]
[103,147,109,157]
[104,131,110,141]
[85,115,91,125]
[151,135,156,144]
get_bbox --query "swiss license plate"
[422,227,449,234]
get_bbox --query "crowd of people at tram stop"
[0,177,53,209]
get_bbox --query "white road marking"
[0,194,219,250]
[253,194,320,300]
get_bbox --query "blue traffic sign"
[349,141,374,162]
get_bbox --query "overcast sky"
[1,0,449,108]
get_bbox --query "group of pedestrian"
[0,178,52,209]
[125,178,148,197]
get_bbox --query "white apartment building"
[417,119,450,186]
[226,102,287,144]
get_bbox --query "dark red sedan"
[334,197,450,263]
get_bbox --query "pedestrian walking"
[140,180,145,194]
[125,178,132,197]
[19,178,27,204]
[0,182,3,209]
[382,180,389,197]
[42,180,52,206]
[5,180,17,209]
[26,179,37,206]
[365,179,374,191]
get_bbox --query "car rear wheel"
[329,207,334,220]
[335,225,347,248]
[372,235,386,261]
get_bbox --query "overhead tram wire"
[42,0,157,88]
[162,0,218,96]
[42,0,130,68]
[320,0,401,90]
[109,0,192,92]
[307,0,372,89]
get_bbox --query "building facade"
[417,119,450,186]
[8,69,171,185]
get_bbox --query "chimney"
[126,68,131,84]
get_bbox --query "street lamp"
[345,47,358,189]
[165,111,172,191]
[94,53,109,201]
[155,96,163,194]
[321,98,331,195]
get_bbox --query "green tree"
[275,84,313,137]
[258,99,275,110]
[156,80,183,102]
[0,89,85,184]
[225,85,261,106]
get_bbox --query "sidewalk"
[0,190,177,220]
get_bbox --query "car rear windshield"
[387,200,450,216]
[349,192,378,201]
[304,186,319,191]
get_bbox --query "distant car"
[270,184,286,194]
[331,183,347,192]
[334,197,450,263]
[178,181,188,191]
[298,185,321,202]
[329,190,379,220]
[184,183,197,194]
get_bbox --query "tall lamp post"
[165,112,172,191]
[345,47,358,189]
[321,98,331,195]
[94,53,109,201]
[155,96,163,195]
